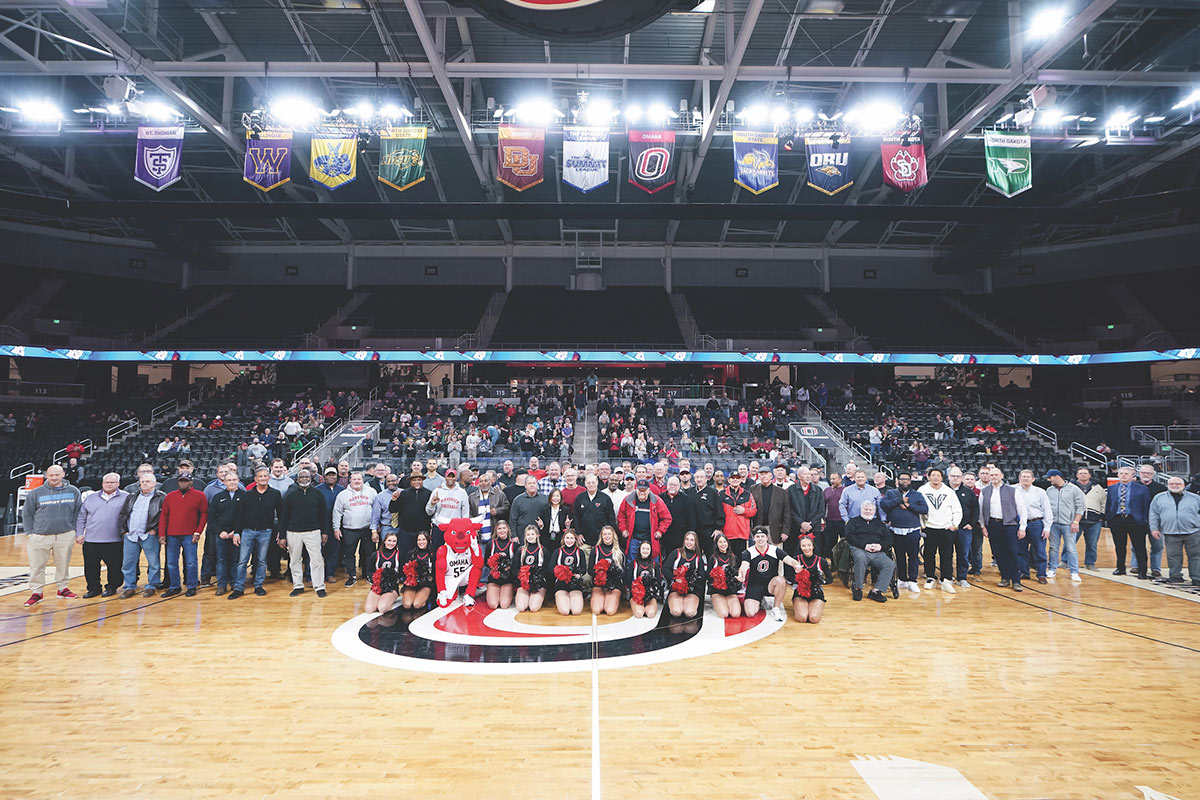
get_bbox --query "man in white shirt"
[981,468,1028,591]
[917,467,963,594]
[426,467,470,551]
[1015,469,1053,584]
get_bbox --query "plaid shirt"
[537,477,566,497]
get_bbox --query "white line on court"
[591,613,601,800]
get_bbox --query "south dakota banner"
[497,124,544,191]
[805,134,853,196]
[243,130,292,192]
[378,126,427,191]
[732,131,778,195]
[627,130,676,194]
[984,130,1032,198]
[562,127,609,193]
[134,126,184,192]
[309,136,357,190]
[880,134,927,193]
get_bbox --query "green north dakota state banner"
[378,126,427,191]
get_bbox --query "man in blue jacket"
[880,472,928,594]
[1105,465,1152,578]
[1149,476,1199,585]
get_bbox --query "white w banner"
[562,127,609,193]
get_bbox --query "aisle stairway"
[574,401,599,464]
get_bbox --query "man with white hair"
[21,464,82,607]
[1132,463,1167,578]
[1150,476,1199,586]
[74,472,127,597]
[118,473,166,599]
[843,501,895,603]
[537,461,566,496]
[1104,465,1151,578]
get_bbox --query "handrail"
[786,423,827,471]
[52,438,92,465]
[1130,425,1167,445]
[9,462,34,480]
[106,417,139,446]
[989,402,1016,422]
[1070,441,1107,470]
[151,399,178,425]
[1167,425,1200,443]
[1026,420,1058,449]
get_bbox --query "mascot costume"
[436,518,484,607]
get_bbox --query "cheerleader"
[625,539,662,619]
[552,529,588,616]
[664,531,707,618]
[400,531,435,610]
[708,532,743,619]
[514,524,548,613]
[737,526,803,622]
[589,525,625,616]
[485,520,519,610]
[365,531,401,614]
[791,534,826,624]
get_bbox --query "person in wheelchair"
[844,501,896,603]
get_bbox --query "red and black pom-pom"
[487,553,500,572]
[795,567,812,598]
[593,558,611,589]
[671,565,689,594]
[371,568,384,594]
[710,564,727,591]
[403,560,418,587]
[631,576,646,605]
[553,564,573,584]
[519,564,532,591]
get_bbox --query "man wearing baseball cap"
[318,466,345,583]
[617,478,672,560]
[426,467,470,551]
[720,471,757,558]
[158,472,207,598]
[1045,469,1086,583]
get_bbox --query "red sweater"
[159,489,209,537]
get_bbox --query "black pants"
[83,541,122,593]
[1110,516,1148,575]
[822,520,843,560]
[923,527,955,581]
[200,528,217,582]
[342,527,374,578]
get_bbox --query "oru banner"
[134,126,184,192]
[805,133,853,196]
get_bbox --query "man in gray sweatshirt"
[22,465,82,607]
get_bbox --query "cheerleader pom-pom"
[553,564,573,583]
[593,558,611,587]
[403,561,419,587]
[631,577,646,605]
[710,564,727,591]
[487,553,501,572]
[671,565,689,594]
[796,568,812,598]
[371,568,384,594]
[519,564,532,591]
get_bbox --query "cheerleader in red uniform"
[485,520,519,610]
[625,539,662,619]
[708,532,743,619]
[514,524,548,613]
[400,531,434,610]
[791,533,826,624]
[552,529,588,616]
[589,525,624,616]
[365,531,402,614]
[664,530,708,618]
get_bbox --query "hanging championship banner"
[378,126,427,191]
[880,133,927,193]
[134,126,184,192]
[984,130,1032,198]
[805,133,853,196]
[732,131,779,195]
[562,127,609,193]
[627,130,676,194]
[497,124,544,191]
[309,135,357,190]
[243,130,292,192]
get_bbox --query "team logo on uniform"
[756,560,771,573]
[333,601,781,675]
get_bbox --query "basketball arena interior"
[2,0,1200,797]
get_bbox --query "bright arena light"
[794,107,814,123]
[143,101,181,122]
[582,100,615,125]
[18,99,62,123]
[856,102,904,132]
[513,100,561,125]
[1029,6,1066,39]
[739,104,768,126]
[271,97,323,127]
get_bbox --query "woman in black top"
[552,529,588,616]
[664,531,708,618]
[541,488,571,549]
[365,531,401,614]
[791,534,826,624]
[625,539,662,619]
[485,520,519,610]
[708,533,742,619]
[515,524,548,613]
[589,525,624,616]
[400,530,434,610]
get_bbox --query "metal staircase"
[2,275,66,329]
[669,292,701,349]
[942,293,1029,351]
[140,291,234,346]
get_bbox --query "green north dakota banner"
[378,126,427,191]
[984,130,1032,198]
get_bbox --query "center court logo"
[332,601,782,675]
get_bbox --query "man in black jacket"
[843,500,894,603]
[948,466,980,585]
[659,476,697,554]
[572,474,616,546]
[786,465,825,560]
[229,467,284,599]
[281,468,331,597]
[390,472,432,555]
[689,470,722,554]
[206,472,244,596]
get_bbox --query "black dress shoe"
[290,588,304,597]
[344,577,357,588]
[201,577,214,587]
[254,586,267,596]
[1112,568,1127,575]
[316,589,326,598]
[102,588,117,597]
[82,590,102,599]
[162,588,182,599]
[120,589,136,599]
[1137,572,1149,580]
[852,588,863,601]
[998,579,1011,587]
[185,588,196,597]
[227,590,244,599]
[215,587,228,596]
[867,589,887,603]
[1151,570,1162,578]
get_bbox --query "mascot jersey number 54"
[436,518,484,607]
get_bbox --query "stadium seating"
[681,287,826,336]
[491,288,683,347]
[343,286,496,339]
[158,288,353,347]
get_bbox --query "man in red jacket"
[617,479,672,560]
[721,472,758,556]
[159,474,208,597]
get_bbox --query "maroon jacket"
[159,488,208,538]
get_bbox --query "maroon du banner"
[497,124,545,191]
[880,133,928,193]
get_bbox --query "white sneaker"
[924,578,935,590]
[771,605,786,622]
[908,581,920,594]
[941,579,957,594]
[1046,570,1057,579]
[1071,573,1082,583]
[958,579,970,588]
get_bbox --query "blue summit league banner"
[243,130,292,192]
[133,126,184,192]
[732,130,779,194]
[562,127,609,193]
[805,133,853,196]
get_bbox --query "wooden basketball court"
[1,530,1196,800]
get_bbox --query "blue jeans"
[1074,520,1102,568]
[165,535,199,590]
[576,407,585,422]
[955,527,973,580]
[870,443,882,462]
[1016,519,1048,578]
[122,536,160,591]
[235,529,271,591]
[1130,529,1163,572]
[891,529,921,583]
[215,536,239,591]
[1048,523,1079,575]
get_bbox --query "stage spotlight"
[19,100,63,123]
[271,97,323,128]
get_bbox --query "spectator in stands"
[1150,476,1200,586]
[171,416,190,430]
[159,473,207,598]
[844,501,894,603]
[157,436,173,454]
[1132,464,1168,578]
[1044,470,1085,583]
[1105,466,1152,578]
[74,472,126,598]
[280,468,329,598]
[982,468,1028,591]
